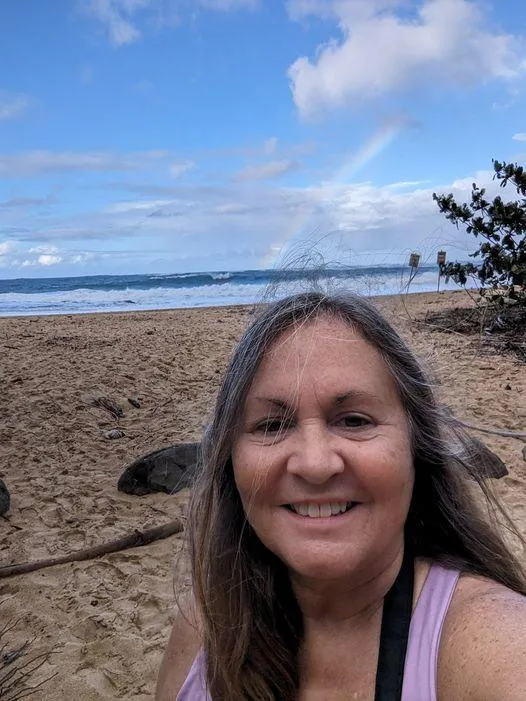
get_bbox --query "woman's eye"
[338,415,371,428]
[254,418,288,434]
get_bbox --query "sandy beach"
[1,290,525,700]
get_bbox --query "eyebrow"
[252,389,379,409]
[253,397,289,410]
[334,389,379,405]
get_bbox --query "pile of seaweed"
[421,302,526,363]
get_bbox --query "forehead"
[247,316,399,402]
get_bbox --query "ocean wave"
[0,269,462,317]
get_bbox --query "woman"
[156,292,526,701]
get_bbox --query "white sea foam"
[0,271,463,317]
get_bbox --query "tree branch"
[0,518,184,579]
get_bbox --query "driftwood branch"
[452,418,526,440]
[0,518,184,580]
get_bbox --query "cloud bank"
[82,0,258,46]
[0,164,500,274]
[287,0,524,116]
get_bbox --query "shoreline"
[2,290,524,700]
[0,287,472,320]
[0,266,469,318]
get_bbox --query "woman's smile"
[284,501,357,518]
[278,500,363,531]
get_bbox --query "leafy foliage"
[433,160,526,306]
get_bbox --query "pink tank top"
[177,563,460,701]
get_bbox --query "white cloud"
[288,0,403,22]
[287,0,524,116]
[198,0,258,10]
[71,252,96,264]
[263,137,278,155]
[0,150,166,177]
[234,159,301,181]
[0,91,32,121]
[0,240,16,256]
[0,159,508,274]
[29,245,60,255]
[0,243,93,270]
[214,202,255,214]
[83,0,151,46]
[82,0,257,46]
[38,254,62,266]
[169,160,196,178]
[1,193,57,208]
[512,133,526,142]
[106,198,174,213]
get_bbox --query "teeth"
[290,502,353,518]
[319,503,331,518]
[308,504,319,518]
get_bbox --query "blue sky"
[0,0,525,277]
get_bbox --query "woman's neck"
[290,544,405,628]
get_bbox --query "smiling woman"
[232,318,414,586]
[156,292,526,701]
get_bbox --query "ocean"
[0,265,458,317]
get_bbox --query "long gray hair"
[186,291,525,701]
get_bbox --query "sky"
[0,0,525,278]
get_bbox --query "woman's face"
[231,316,414,584]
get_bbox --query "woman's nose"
[286,422,345,484]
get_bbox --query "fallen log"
[0,518,184,580]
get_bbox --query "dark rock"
[128,397,141,409]
[522,445,526,462]
[441,405,509,480]
[118,443,200,496]
[0,478,10,516]
[466,438,508,479]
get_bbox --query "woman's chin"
[283,549,365,583]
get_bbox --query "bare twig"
[420,321,468,337]
[0,601,59,701]
[1,651,58,701]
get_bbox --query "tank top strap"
[401,563,460,701]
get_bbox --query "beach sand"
[1,290,525,700]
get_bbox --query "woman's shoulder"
[438,572,526,701]
[155,594,202,701]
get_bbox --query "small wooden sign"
[409,253,420,268]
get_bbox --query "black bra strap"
[374,548,414,701]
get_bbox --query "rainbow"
[259,121,404,269]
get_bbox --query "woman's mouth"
[284,502,356,518]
